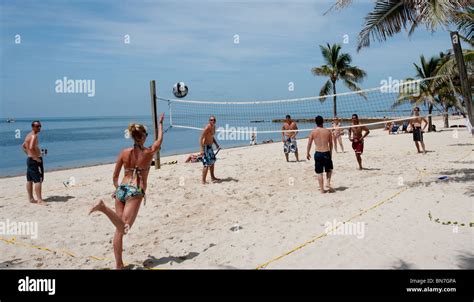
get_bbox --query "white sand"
[0,117,473,269]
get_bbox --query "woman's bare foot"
[326,186,335,193]
[211,178,221,183]
[89,200,106,215]
[29,198,37,204]
[36,199,47,205]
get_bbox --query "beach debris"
[428,211,473,228]
[437,175,449,181]
[63,176,76,188]
[230,224,242,232]
[163,160,178,166]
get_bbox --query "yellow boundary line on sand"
[0,236,164,270]
[255,149,472,269]
[0,151,470,269]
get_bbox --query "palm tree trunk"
[332,80,337,117]
[443,106,449,128]
[428,104,433,132]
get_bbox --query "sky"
[0,0,461,118]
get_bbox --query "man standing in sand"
[410,107,428,154]
[307,116,334,193]
[200,115,221,184]
[22,121,46,205]
[348,114,370,170]
[282,114,299,162]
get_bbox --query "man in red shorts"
[348,114,370,170]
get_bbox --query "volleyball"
[173,82,188,98]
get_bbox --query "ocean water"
[0,116,287,177]
[0,94,420,177]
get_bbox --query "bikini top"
[124,144,150,190]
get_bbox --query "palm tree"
[433,48,473,122]
[311,43,367,117]
[394,55,441,131]
[325,0,472,51]
[454,7,474,42]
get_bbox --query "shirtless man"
[348,114,370,170]
[410,107,428,154]
[307,115,334,193]
[282,114,299,162]
[22,121,46,205]
[200,115,221,184]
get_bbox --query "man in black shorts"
[22,121,46,205]
[409,107,428,154]
[306,115,334,193]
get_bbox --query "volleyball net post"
[150,80,160,169]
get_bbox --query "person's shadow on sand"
[214,177,239,183]
[333,186,349,192]
[43,195,75,202]
[361,167,381,171]
[143,252,200,268]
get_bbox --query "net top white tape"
[157,76,445,105]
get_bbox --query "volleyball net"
[157,76,465,135]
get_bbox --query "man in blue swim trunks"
[200,115,221,184]
[306,115,334,193]
[282,114,299,162]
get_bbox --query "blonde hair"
[127,123,147,143]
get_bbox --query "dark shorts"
[27,157,44,183]
[202,145,216,167]
[314,151,333,174]
[413,127,423,142]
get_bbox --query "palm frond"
[323,0,353,16]
[319,80,333,102]
[357,0,416,51]
[311,65,333,77]
[453,8,474,40]
[341,66,367,82]
[343,79,368,100]
[356,0,471,51]
[319,44,332,65]
[422,0,457,31]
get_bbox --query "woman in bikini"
[89,113,164,269]
[331,117,344,153]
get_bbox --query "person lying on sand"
[89,113,164,269]
[185,153,203,163]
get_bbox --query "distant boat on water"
[6,118,16,123]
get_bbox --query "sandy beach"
[0,117,473,269]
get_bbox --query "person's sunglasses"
[209,119,216,122]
